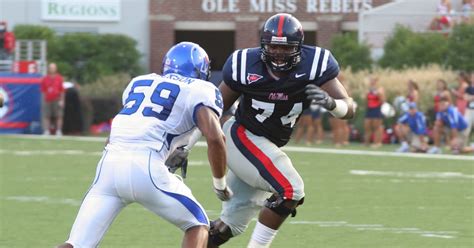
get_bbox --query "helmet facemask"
[261,43,301,72]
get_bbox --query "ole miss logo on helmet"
[247,73,263,84]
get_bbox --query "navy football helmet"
[162,42,211,81]
[260,13,304,72]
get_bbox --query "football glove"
[213,186,233,201]
[165,146,189,178]
[305,84,336,110]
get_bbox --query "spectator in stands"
[364,77,385,148]
[395,102,429,153]
[463,72,474,140]
[0,21,15,60]
[428,96,472,154]
[451,71,469,115]
[406,80,420,104]
[460,0,473,24]
[430,0,453,30]
[41,63,65,136]
[294,103,324,145]
[434,79,452,113]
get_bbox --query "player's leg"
[136,151,210,247]
[183,225,208,248]
[209,170,271,247]
[60,193,126,247]
[225,120,305,247]
[58,151,127,247]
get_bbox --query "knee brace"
[208,219,233,247]
[264,194,305,218]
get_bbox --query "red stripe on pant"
[236,125,294,199]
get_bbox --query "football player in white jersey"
[56,42,232,248]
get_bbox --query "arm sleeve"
[222,50,241,92]
[413,114,427,135]
[447,110,458,129]
[397,114,409,124]
[190,83,224,125]
[316,51,340,86]
[121,80,134,106]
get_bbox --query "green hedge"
[330,32,372,72]
[379,25,449,69]
[13,25,143,84]
[379,24,474,71]
[446,24,474,72]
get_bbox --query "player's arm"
[305,77,355,119]
[219,82,240,112]
[195,106,232,201]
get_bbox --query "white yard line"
[289,220,458,239]
[2,196,81,206]
[0,149,102,156]
[350,170,474,179]
[4,134,474,161]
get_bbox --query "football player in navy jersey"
[205,13,355,247]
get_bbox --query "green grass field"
[1,135,473,247]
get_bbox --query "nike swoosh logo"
[295,73,306,78]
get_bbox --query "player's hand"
[305,84,336,110]
[213,186,233,201]
[165,146,189,178]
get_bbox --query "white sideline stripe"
[2,196,81,206]
[350,170,474,179]
[4,134,474,161]
[289,220,457,239]
[0,149,102,156]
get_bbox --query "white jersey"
[108,73,223,156]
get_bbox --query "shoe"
[427,146,442,154]
[43,130,50,136]
[396,142,410,153]
[56,130,63,136]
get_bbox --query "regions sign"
[202,0,373,13]
[41,0,121,22]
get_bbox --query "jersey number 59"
[119,79,180,121]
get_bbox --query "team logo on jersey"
[268,92,288,101]
[247,73,263,84]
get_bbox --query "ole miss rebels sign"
[202,0,373,13]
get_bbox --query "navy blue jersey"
[222,45,340,147]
